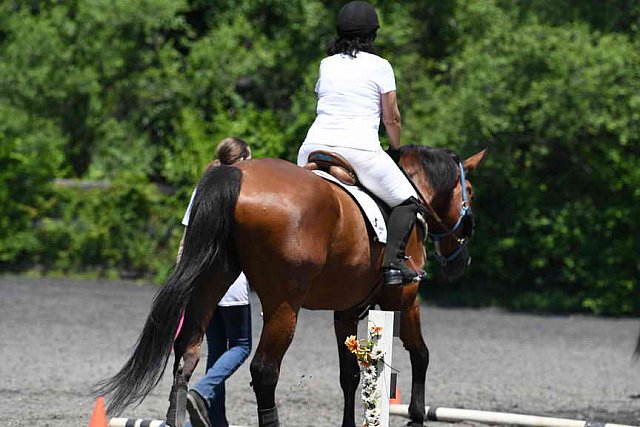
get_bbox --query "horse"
[96,145,486,427]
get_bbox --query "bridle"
[401,156,474,266]
[427,159,474,265]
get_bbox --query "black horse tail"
[634,327,640,361]
[94,165,243,415]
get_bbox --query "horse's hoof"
[258,406,279,427]
[166,383,188,427]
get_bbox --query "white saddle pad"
[312,170,387,243]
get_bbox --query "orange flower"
[370,326,383,336]
[345,335,359,353]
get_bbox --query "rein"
[399,156,473,266]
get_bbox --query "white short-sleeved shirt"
[182,188,249,307]
[302,52,396,151]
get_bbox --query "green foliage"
[497,0,640,33]
[0,0,638,313]
[0,0,189,178]
[35,182,183,279]
[0,103,64,262]
[423,2,640,315]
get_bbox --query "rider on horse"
[297,0,425,286]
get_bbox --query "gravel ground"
[1,276,639,427]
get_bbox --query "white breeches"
[297,143,417,207]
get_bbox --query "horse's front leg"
[334,310,361,427]
[399,299,429,427]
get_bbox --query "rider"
[297,0,425,286]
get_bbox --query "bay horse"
[96,145,486,427]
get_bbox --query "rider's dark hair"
[326,31,377,58]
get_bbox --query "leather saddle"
[303,150,358,186]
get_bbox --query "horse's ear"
[463,148,487,172]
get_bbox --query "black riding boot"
[382,197,423,286]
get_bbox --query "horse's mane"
[402,145,459,194]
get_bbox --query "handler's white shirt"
[182,189,249,307]
[303,52,396,151]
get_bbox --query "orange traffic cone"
[89,396,108,427]
[389,387,401,404]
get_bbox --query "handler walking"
[178,137,253,427]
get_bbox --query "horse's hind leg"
[250,298,304,427]
[166,272,236,427]
[333,310,361,427]
[167,326,203,427]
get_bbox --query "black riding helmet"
[336,1,379,38]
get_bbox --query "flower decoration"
[345,335,359,353]
[344,324,386,426]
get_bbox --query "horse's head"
[399,145,487,282]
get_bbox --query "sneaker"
[186,390,212,427]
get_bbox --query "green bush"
[423,3,640,315]
[0,0,638,314]
[35,182,183,280]
[0,104,64,264]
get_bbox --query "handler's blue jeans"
[188,304,252,427]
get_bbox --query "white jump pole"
[367,310,398,427]
[109,419,167,427]
[109,418,247,427]
[378,310,638,427]
[389,404,638,427]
